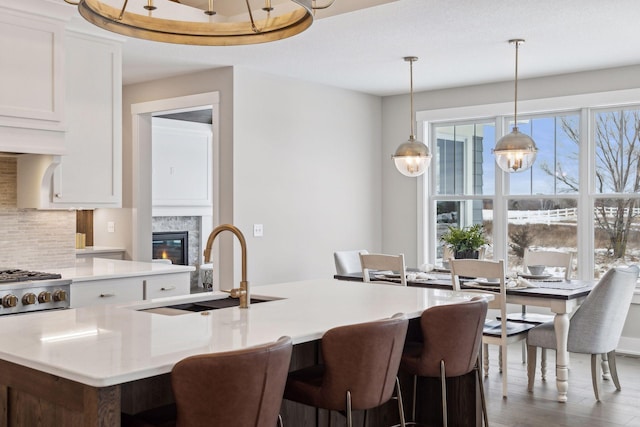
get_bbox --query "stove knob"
[22,293,36,305]
[38,291,52,303]
[2,294,18,308]
[53,289,67,302]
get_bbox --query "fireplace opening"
[152,231,189,265]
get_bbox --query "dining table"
[334,269,595,402]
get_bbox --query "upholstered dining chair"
[527,265,639,401]
[284,314,409,427]
[334,249,369,275]
[401,297,489,427]
[123,336,293,427]
[360,253,407,286]
[505,248,574,363]
[450,258,536,398]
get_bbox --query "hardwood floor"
[483,345,640,427]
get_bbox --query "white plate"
[518,273,553,280]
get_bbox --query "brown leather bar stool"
[284,314,409,427]
[401,298,489,427]
[123,336,293,427]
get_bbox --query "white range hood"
[16,154,62,209]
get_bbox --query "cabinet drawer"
[144,273,190,300]
[71,277,143,308]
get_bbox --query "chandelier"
[63,0,335,46]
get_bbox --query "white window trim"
[417,87,640,286]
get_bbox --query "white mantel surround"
[0,279,489,387]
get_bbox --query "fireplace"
[152,231,189,265]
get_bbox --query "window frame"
[417,89,640,282]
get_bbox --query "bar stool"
[284,314,409,427]
[400,298,489,427]
[123,336,292,427]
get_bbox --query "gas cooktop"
[0,269,62,284]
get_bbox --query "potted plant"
[440,224,489,259]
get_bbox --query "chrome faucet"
[203,224,250,308]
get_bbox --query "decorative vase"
[454,249,479,259]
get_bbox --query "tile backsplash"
[0,158,75,269]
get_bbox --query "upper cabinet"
[17,27,123,209]
[50,31,122,208]
[0,8,66,154]
[152,117,213,216]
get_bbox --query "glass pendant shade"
[393,136,431,177]
[494,39,538,173]
[393,56,431,177]
[494,127,537,173]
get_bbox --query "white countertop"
[75,246,126,255]
[0,279,488,387]
[57,258,195,282]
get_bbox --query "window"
[432,122,495,265]
[425,105,640,281]
[591,108,640,278]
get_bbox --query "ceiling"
[63,0,640,96]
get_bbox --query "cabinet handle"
[100,293,115,298]
[160,286,176,291]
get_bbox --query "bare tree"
[542,111,640,258]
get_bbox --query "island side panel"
[0,359,120,427]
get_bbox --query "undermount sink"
[140,297,275,316]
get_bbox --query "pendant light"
[493,39,538,173]
[392,56,431,177]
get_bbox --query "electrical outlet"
[253,224,263,237]
[107,221,115,233]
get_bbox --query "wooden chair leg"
[501,343,508,398]
[498,346,503,373]
[591,354,601,401]
[601,352,611,380]
[521,306,527,364]
[527,344,537,392]
[607,350,621,391]
[483,343,489,377]
[541,349,547,381]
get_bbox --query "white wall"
[233,67,382,285]
[381,64,640,352]
[105,66,382,287]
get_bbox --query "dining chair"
[284,314,409,427]
[123,336,293,427]
[334,249,369,275]
[505,248,574,363]
[401,297,489,427]
[450,258,536,398]
[360,253,407,286]
[526,265,639,401]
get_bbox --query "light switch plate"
[253,224,263,237]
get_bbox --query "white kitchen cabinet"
[71,276,143,308]
[0,7,66,154]
[51,31,122,208]
[152,118,212,216]
[70,272,190,308]
[16,29,122,209]
[143,273,191,300]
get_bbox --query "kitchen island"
[0,279,487,426]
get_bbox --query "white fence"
[482,207,640,225]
